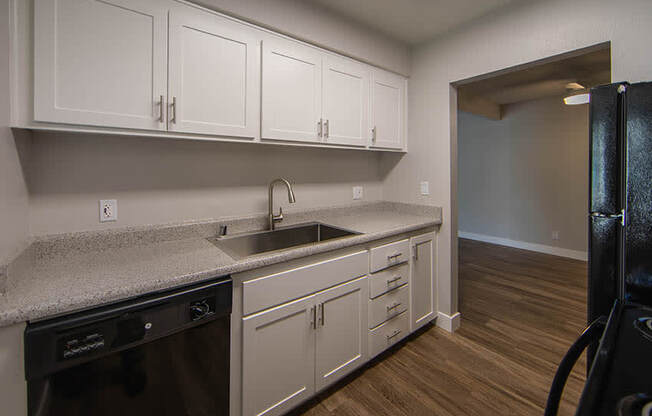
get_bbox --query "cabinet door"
[168,6,259,138]
[322,56,369,147]
[314,277,368,391]
[242,296,316,416]
[370,69,406,150]
[261,37,322,143]
[410,233,436,332]
[34,0,168,130]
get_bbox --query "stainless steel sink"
[208,222,360,259]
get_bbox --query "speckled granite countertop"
[0,201,441,327]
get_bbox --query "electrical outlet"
[99,200,117,222]
[420,181,429,195]
[552,230,560,240]
[352,186,363,200]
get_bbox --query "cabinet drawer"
[369,263,409,298]
[369,239,409,272]
[243,250,368,315]
[368,284,408,329]
[369,311,409,358]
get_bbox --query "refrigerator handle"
[589,210,625,227]
[544,316,607,416]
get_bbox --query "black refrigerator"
[545,82,652,416]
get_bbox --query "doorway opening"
[450,42,611,412]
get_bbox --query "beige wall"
[458,96,589,253]
[27,132,385,234]
[382,0,652,316]
[192,0,410,75]
[0,0,29,263]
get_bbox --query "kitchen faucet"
[268,178,296,230]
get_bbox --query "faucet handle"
[273,206,284,224]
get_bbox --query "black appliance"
[25,276,232,416]
[545,82,652,416]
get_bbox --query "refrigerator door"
[623,82,652,305]
[588,83,626,324]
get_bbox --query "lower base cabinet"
[410,233,436,331]
[239,231,437,416]
[242,277,368,416]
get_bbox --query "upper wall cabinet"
[370,69,407,150]
[262,38,372,148]
[168,5,259,138]
[322,56,370,147]
[22,0,408,151]
[261,37,323,144]
[34,0,169,130]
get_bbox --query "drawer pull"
[387,253,403,261]
[387,329,402,341]
[386,275,402,286]
[386,302,402,313]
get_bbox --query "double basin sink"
[209,222,360,259]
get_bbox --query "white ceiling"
[306,0,526,44]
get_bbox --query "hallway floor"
[292,238,588,416]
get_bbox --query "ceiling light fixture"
[564,82,590,105]
[564,93,591,105]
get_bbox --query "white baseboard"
[458,231,588,261]
[437,311,461,333]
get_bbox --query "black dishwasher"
[25,277,232,416]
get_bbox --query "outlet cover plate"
[352,186,363,200]
[420,181,430,195]
[100,199,117,222]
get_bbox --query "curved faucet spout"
[268,178,296,230]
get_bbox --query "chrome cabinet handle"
[386,275,402,285]
[387,329,401,341]
[324,119,329,139]
[372,126,377,143]
[310,305,316,329]
[158,95,164,123]
[319,303,325,326]
[170,96,177,124]
[386,302,402,313]
[387,253,402,261]
[317,119,323,137]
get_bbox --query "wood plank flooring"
[291,239,588,416]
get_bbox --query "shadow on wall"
[24,131,396,194]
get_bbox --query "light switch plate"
[420,181,429,195]
[100,199,117,222]
[352,186,363,200]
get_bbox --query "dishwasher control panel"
[59,332,105,360]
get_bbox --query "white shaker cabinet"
[321,56,370,147]
[241,276,368,416]
[25,0,408,151]
[314,277,368,391]
[168,6,259,138]
[34,0,169,130]
[261,37,323,143]
[242,296,316,416]
[410,233,436,331]
[370,69,406,150]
